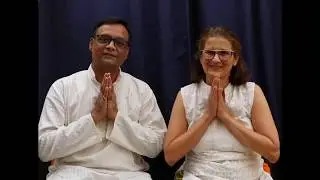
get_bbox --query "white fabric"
[38,64,167,179]
[47,165,152,180]
[180,80,272,180]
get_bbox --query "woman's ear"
[194,52,200,61]
[233,55,239,66]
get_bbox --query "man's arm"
[108,87,167,158]
[38,80,103,162]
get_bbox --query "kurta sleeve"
[38,80,103,162]
[108,86,167,158]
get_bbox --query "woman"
[163,26,280,180]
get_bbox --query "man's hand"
[105,73,118,121]
[91,73,109,123]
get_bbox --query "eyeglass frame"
[200,49,235,61]
[93,34,130,49]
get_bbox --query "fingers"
[105,73,112,99]
[212,74,220,85]
[211,78,219,88]
[100,72,115,102]
[218,80,225,102]
[218,87,223,100]
[101,74,106,93]
[100,73,111,100]
[110,80,116,101]
[212,86,217,97]
[210,78,217,96]
[218,78,223,91]
[103,73,109,100]
[211,77,219,95]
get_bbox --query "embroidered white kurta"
[38,64,167,180]
[180,80,273,180]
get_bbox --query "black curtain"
[39,0,282,179]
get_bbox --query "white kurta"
[38,64,167,180]
[180,80,273,180]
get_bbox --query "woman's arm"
[220,84,280,163]
[163,91,213,166]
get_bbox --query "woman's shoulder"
[180,82,201,94]
[231,81,256,92]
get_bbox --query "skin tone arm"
[217,81,280,163]
[163,80,219,166]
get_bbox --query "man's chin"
[101,58,118,66]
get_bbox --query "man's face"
[89,24,129,68]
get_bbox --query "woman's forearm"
[222,116,280,163]
[164,113,212,166]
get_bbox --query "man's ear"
[89,38,93,51]
[124,47,130,59]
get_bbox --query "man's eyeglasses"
[200,49,234,61]
[94,34,129,49]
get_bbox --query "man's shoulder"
[121,71,151,89]
[52,69,88,87]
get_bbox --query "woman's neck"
[205,75,229,89]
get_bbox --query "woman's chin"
[208,71,222,78]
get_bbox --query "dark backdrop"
[38,0,282,179]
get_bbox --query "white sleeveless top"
[180,80,273,180]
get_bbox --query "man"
[38,17,167,180]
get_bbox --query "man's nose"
[106,40,116,50]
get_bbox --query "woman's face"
[200,36,238,80]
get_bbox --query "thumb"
[218,88,224,102]
[218,87,223,96]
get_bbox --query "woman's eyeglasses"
[200,49,234,61]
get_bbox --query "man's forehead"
[96,24,128,38]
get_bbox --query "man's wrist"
[109,109,118,121]
[91,111,103,124]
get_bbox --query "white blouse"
[180,80,273,180]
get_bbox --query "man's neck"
[92,64,120,83]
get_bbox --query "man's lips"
[103,53,116,57]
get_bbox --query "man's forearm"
[38,114,104,162]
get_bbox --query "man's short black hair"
[91,17,131,43]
